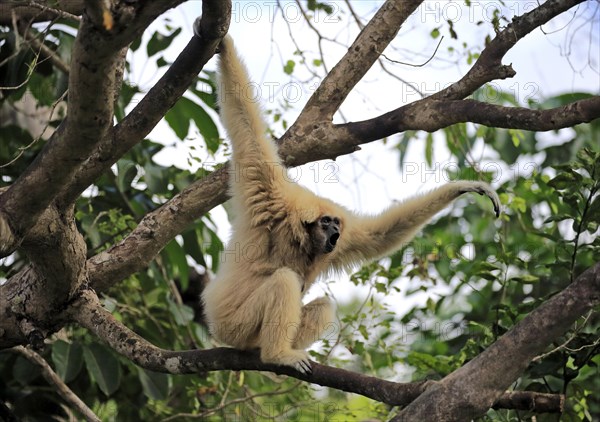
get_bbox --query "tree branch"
[396,261,600,421]
[0,0,83,25]
[58,0,231,206]
[0,205,86,348]
[339,96,600,142]
[87,166,229,292]
[433,0,588,101]
[0,1,187,257]
[72,289,563,414]
[11,346,101,422]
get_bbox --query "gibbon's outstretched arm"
[217,35,287,223]
[332,182,500,269]
[218,35,279,165]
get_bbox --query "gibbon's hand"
[291,353,312,374]
[458,181,501,218]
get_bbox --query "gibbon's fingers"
[458,181,501,217]
[292,356,312,374]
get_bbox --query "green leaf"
[283,60,295,75]
[352,340,365,355]
[51,340,84,383]
[374,282,387,293]
[447,20,457,39]
[164,97,220,152]
[509,129,524,147]
[147,28,182,57]
[83,343,122,396]
[544,214,574,224]
[306,0,334,14]
[407,351,451,375]
[164,239,189,290]
[12,357,39,385]
[425,133,433,166]
[510,275,539,284]
[430,27,441,39]
[191,86,218,111]
[164,100,190,139]
[358,324,369,340]
[548,171,582,190]
[156,56,169,68]
[116,159,138,193]
[182,228,206,267]
[193,107,220,153]
[143,162,168,193]
[167,296,195,326]
[137,368,169,400]
[509,197,527,213]
[130,35,141,52]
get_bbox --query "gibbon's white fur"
[202,35,500,373]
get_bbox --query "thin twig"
[11,346,101,422]
[377,36,445,68]
[17,1,81,22]
[532,310,596,362]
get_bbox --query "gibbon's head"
[307,215,342,255]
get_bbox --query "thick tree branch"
[59,0,231,206]
[396,261,600,421]
[87,166,229,292]
[0,206,86,348]
[278,97,600,165]
[72,289,563,413]
[11,346,101,422]
[340,96,600,142]
[0,1,187,257]
[0,16,120,255]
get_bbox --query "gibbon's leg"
[256,268,312,373]
[293,297,336,350]
[333,180,500,267]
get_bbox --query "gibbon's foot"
[458,181,501,218]
[263,349,312,374]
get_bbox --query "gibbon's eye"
[333,218,340,225]
[321,216,332,224]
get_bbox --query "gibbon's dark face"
[308,215,341,255]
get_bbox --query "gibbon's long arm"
[332,181,500,269]
[217,35,294,229]
[219,35,284,183]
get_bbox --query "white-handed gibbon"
[201,34,500,373]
